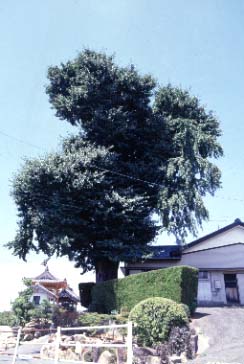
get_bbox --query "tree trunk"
[95,258,119,282]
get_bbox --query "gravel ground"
[0,332,53,364]
[189,306,244,364]
[0,355,55,363]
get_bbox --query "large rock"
[169,355,182,364]
[98,350,116,364]
[190,334,198,357]
[66,348,80,361]
[145,355,161,364]
[117,348,127,364]
[133,346,157,357]
[23,333,34,341]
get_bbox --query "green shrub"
[129,297,188,347]
[90,266,198,314]
[52,305,79,327]
[78,312,128,327]
[30,299,52,325]
[179,304,191,318]
[0,311,18,327]
[78,312,128,337]
[78,313,113,327]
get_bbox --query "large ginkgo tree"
[8,50,223,281]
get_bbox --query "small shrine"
[31,265,79,311]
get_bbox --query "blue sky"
[1,0,244,309]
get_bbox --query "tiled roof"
[148,245,182,260]
[58,288,80,302]
[33,266,59,281]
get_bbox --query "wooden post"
[54,326,61,364]
[12,327,21,364]
[127,321,133,364]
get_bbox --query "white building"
[125,219,244,306]
[30,266,79,310]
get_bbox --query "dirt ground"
[189,306,244,364]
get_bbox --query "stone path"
[189,307,244,364]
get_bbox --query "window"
[33,295,40,305]
[199,271,209,280]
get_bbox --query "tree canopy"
[8,50,223,281]
[9,138,156,281]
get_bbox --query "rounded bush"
[180,303,191,318]
[129,297,188,347]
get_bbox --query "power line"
[0,130,44,151]
[1,128,244,207]
[0,129,162,188]
[13,189,242,225]
[93,165,160,188]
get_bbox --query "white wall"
[185,226,244,253]
[127,244,244,271]
[197,272,226,305]
[181,243,244,269]
[32,292,52,305]
[237,274,244,304]
[209,272,227,304]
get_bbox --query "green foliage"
[0,311,18,327]
[78,313,112,327]
[51,305,79,327]
[78,312,128,337]
[154,85,223,238]
[8,137,156,278]
[11,281,54,327]
[78,312,128,327]
[168,326,193,359]
[46,50,223,240]
[11,279,34,327]
[179,304,191,318]
[129,297,188,346]
[30,299,52,324]
[9,49,223,281]
[180,267,198,313]
[90,266,198,313]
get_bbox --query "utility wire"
[93,165,160,188]
[0,129,162,188]
[1,129,244,207]
[0,130,44,151]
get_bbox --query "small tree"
[11,279,34,327]
[30,299,52,326]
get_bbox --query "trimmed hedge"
[90,266,198,314]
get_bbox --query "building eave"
[184,219,244,250]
